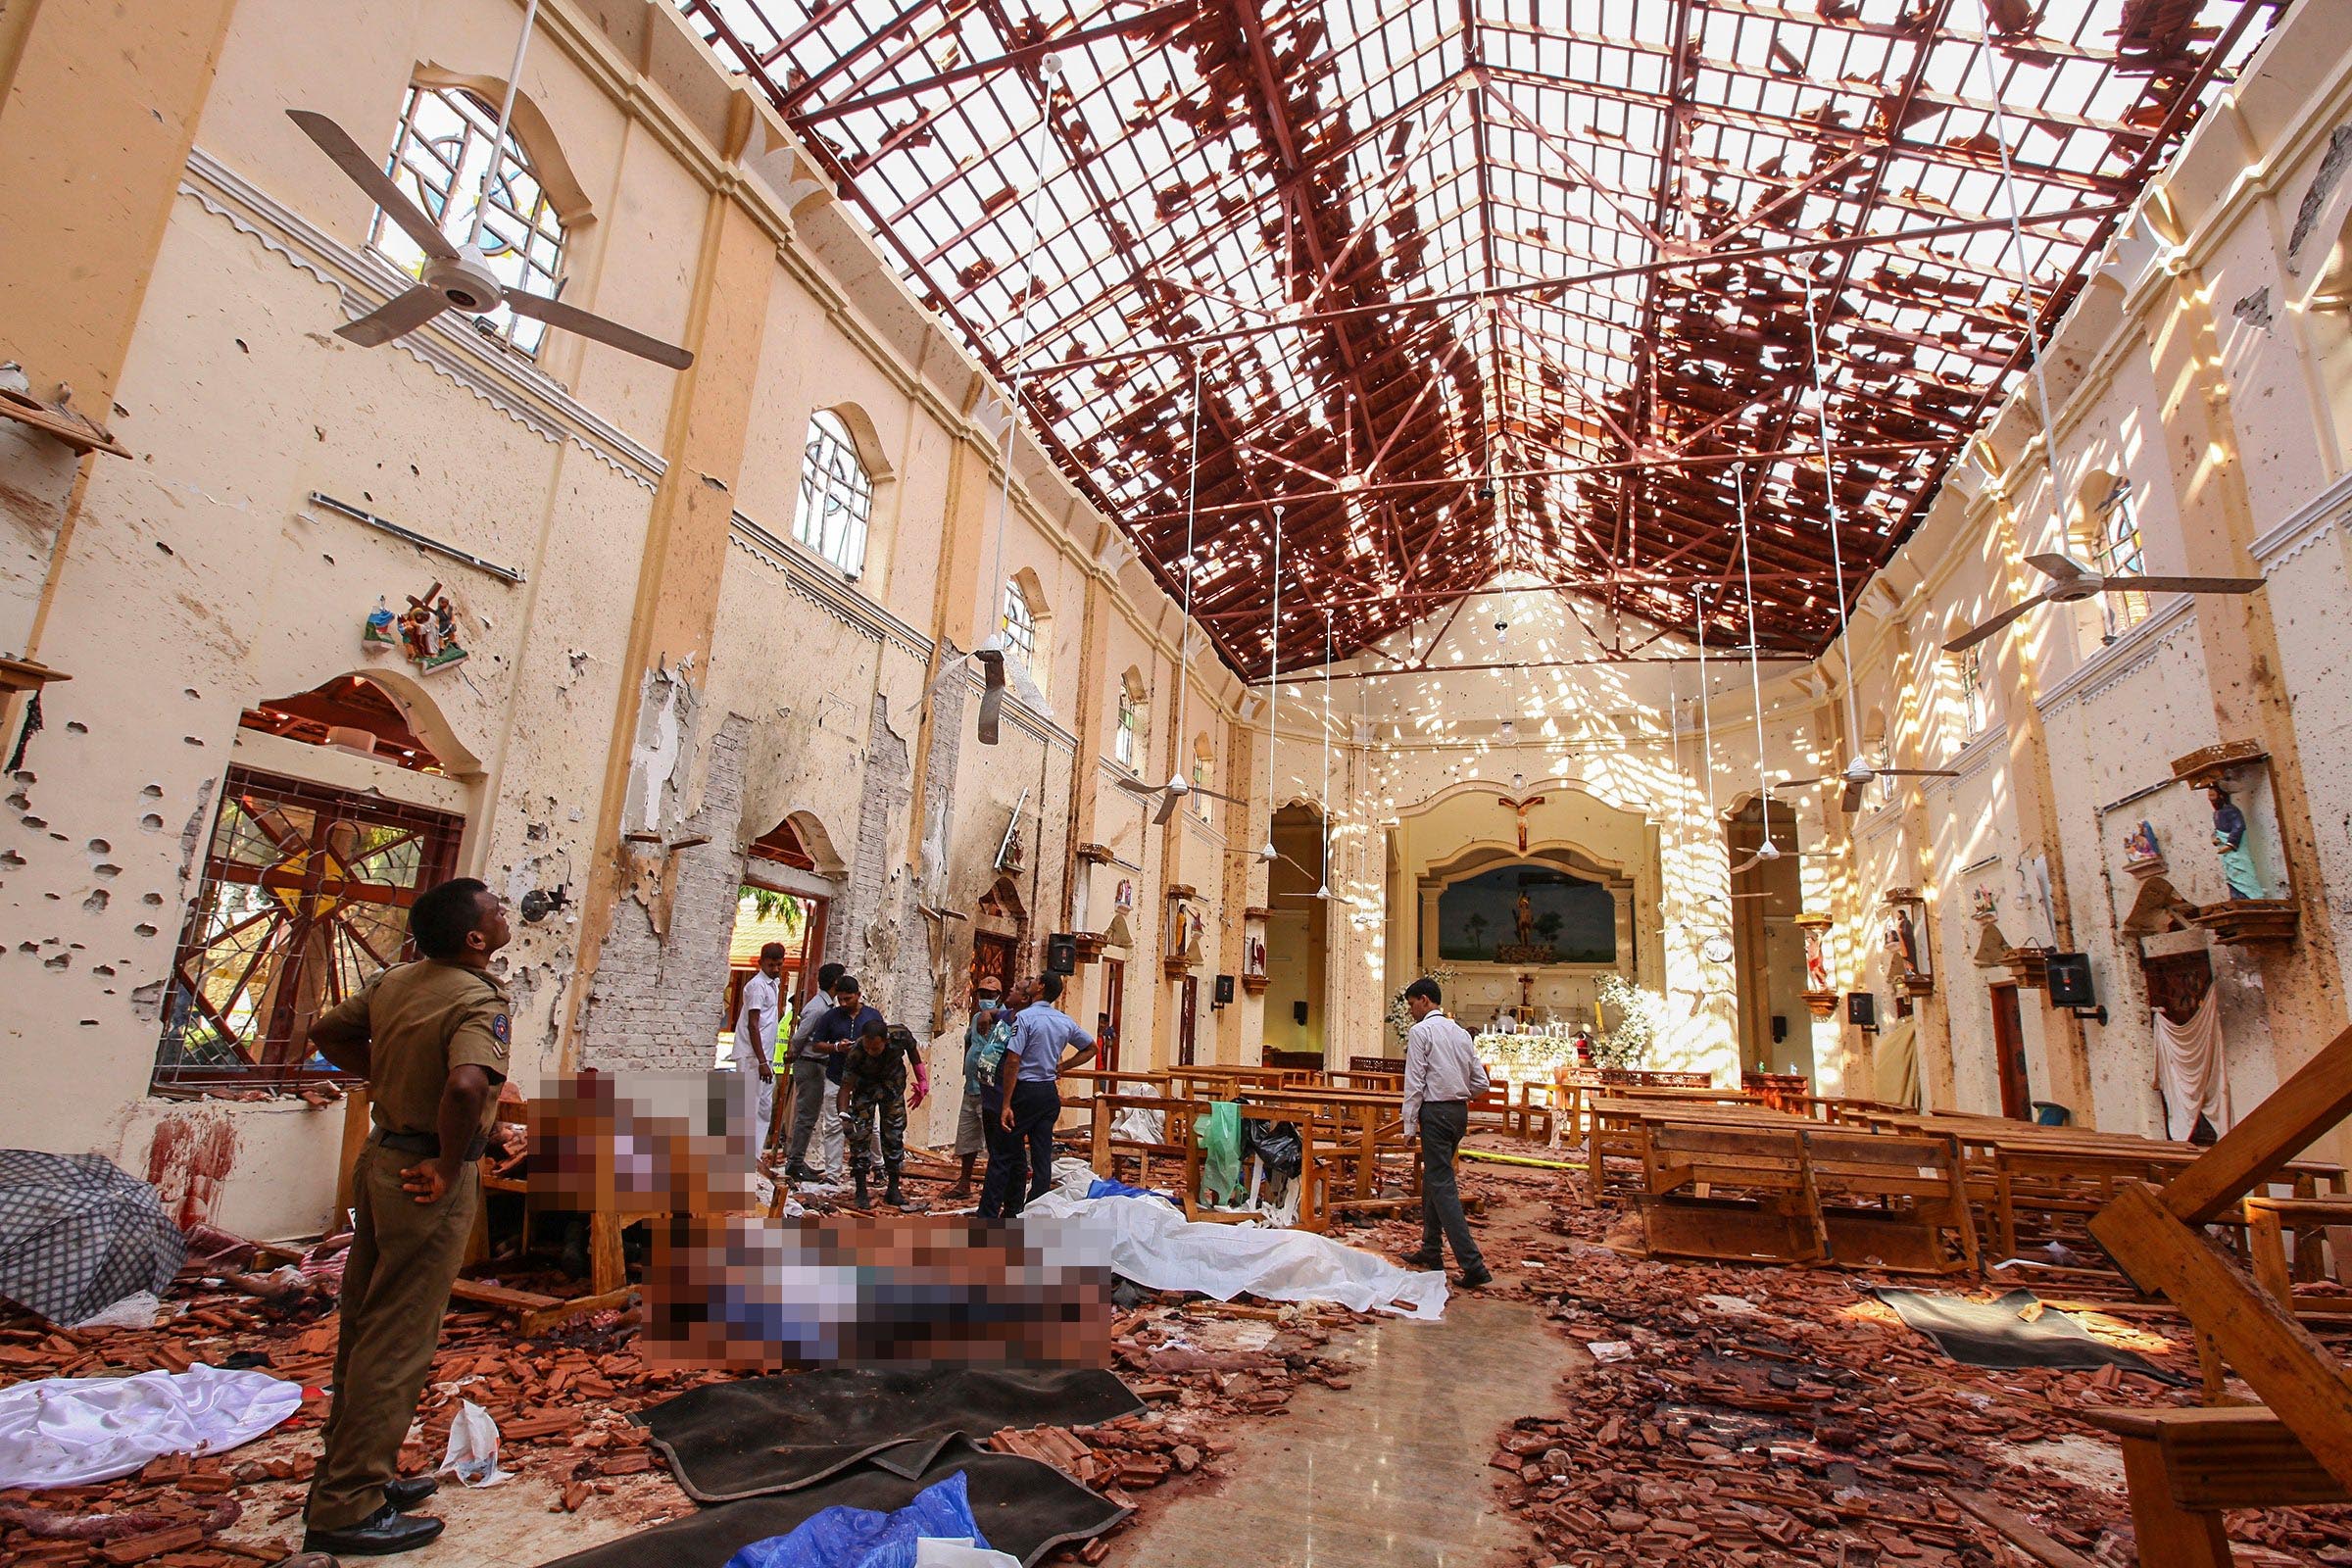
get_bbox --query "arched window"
[1114,671,1145,772]
[1001,579,1039,662]
[1192,735,1214,821]
[2087,475,2149,637]
[374,83,565,355]
[1955,647,1986,740]
[795,411,874,574]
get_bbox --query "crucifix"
[1518,971,1535,1019]
[1498,793,1544,854]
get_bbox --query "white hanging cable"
[1170,354,1204,793]
[1692,590,1718,827]
[467,0,543,252]
[1800,275,1866,760]
[1971,12,2080,579]
[1261,506,1284,859]
[980,59,1065,665]
[1318,608,1334,899]
[1737,472,1773,843]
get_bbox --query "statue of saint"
[1883,908,1919,978]
[1514,890,1536,948]
[1803,925,1830,992]
[2208,784,2265,900]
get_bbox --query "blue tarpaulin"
[721,1472,993,1568]
[1084,1176,1178,1206]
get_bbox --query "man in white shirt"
[733,943,786,1143]
[1398,977,1491,1288]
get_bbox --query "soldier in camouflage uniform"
[837,1014,928,1207]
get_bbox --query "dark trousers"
[1417,1101,1483,1271]
[978,1081,1060,1218]
[784,1056,829,1168]
[306,1146,476,1530]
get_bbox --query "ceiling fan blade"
[1152,792,1181,826]
[1113,776,1160,799]
[1191,785,1250,806]
[335,284,449,347]
[2109,575,2265,596]
[971,649,1005,746]
[2021,552,2082,581]
[1839,777,1865,813]
[1729,853,1766,875]
[1880,768,1961,779]
[1770,776,1829,791]
[503,290,695,369]
[286,110,458,262]
[1941,593,2049,654]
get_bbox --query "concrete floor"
[1102,1294,1578,1568]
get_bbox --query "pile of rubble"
[1442,1152,2352,1568]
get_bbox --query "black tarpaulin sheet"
[531,1438,1128,1568]
[1872,1287,2186,1383]
[642,1366,1144,1501]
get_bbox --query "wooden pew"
[1637,1119,1826,1264]
[1803,1127,1978,1275]
[2085,1406,2348,1568]
[2087,1017,2352,1512]
[1179,1099,1337,1231]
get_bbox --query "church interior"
[11,0,2352,1563]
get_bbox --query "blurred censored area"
[643,1213,1113,1372]
[518,1072,1111,1371]
[526,1070,761,1214]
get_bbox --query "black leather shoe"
[304,1503,446,1556]
[384,1475,439,1510]
[1456,1266,1494,1290]
[1396,1251,1444,1270]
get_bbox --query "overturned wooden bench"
[2084,1405,2346,1568]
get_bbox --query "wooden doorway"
[1177,975,1199,1066]
[1100,957,1125,1074]
[972,931,1016,1007]
[1990,983,2031,1120]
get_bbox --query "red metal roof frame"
[679,0,2285,679]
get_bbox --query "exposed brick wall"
[577,713,752,1068]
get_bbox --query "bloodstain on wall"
[146,1110,238,1229]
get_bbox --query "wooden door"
[1100,957,1125,1074]
[1178,975,1199,1067]
[971,931,1016,1004]
[1990,983,2031,1120]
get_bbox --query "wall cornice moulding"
[2034,593,2200,718]
[2249,466,2352,567]
[179,146,667,494]
[725,511,932,663]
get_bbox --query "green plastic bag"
[1194,1101,1242,1206]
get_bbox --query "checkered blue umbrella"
[0,1152,186,1325]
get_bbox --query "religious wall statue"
[1803,924,1831,992]
[365,580,467,672]
[1882,907,1920,979]
[1246,935,1266,976]
[1514,890,1536,948]
[2207,784,2266,900]
[2123,819,2163,871]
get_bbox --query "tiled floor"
[1103,1294,1579,1568]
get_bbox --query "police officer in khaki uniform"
[300,877,511,1556]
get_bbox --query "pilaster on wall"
[1978,482,2096,1121]
[2146,264,2351,1109]
[563,159,779,1068]
[0,0,243,680]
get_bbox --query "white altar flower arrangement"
[1386,966,1459,1043]
[1592,973,1665,1069]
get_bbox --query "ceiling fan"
[284,1,690,368]
[1942,553,2264,655]
[1772,757,1957,814]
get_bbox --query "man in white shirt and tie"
[1398,977,1491,1288]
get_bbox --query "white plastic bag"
[914,1540,1021,1568]
[70,1291,162,1330]
[435,1398,514,1487]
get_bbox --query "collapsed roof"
[682,0,2286,678]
